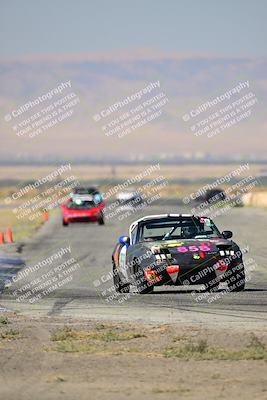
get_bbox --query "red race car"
[61,195,105,226]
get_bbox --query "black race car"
[196,188,226,204]
[112,214,245,294]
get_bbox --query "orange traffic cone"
[43,211,49,221]
[6,227,13,243]
[0,232,5,244]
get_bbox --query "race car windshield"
[138,217,221,242]
[67,200,96,210]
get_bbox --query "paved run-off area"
[1,203,267,328]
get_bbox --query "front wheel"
[113,262,130,293]
[62,219,68,226]
[98,213,105,225]
[227,264,245,292]
[133,260,154,294]
[204,272,219,293]
[137,280,154,294]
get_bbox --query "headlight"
[151,245,161,254]
[219,250,235,256]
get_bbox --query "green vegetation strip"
[50,326,267,360]
[164,335,267,361]
[50,325,146,353]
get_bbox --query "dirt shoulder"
[0,313,266,400]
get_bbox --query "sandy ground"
[0,312,267,400]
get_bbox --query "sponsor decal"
[176,245,211,253]
[166,265,180,283]
[144,268,162,283]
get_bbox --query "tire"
[133,260,154,294]
[204,272,219,293]
[62,219,68,226]
[113,262,130,293]
[227,264,245,292]
[137,279,154,294]
[98,213,105,225]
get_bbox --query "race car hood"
[61,205,102,217]
[143,238,234,262]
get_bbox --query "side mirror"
[222,230,233,239]
[119,235,130,246]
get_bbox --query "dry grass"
[0,164,265,181]
[0,328,20,340]
[164,334,267,361]
[51,325,145,342]
[0,316,9,325]
[0,208,45,242]
[49,325,267,361]
[50,325,146,353]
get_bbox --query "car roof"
[129,214,197,233]
[73,187,99,193]
[71,194,94,201]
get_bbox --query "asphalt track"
[1,204,267,328]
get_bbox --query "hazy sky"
[0,0,266,161]
[0,0,266,58]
